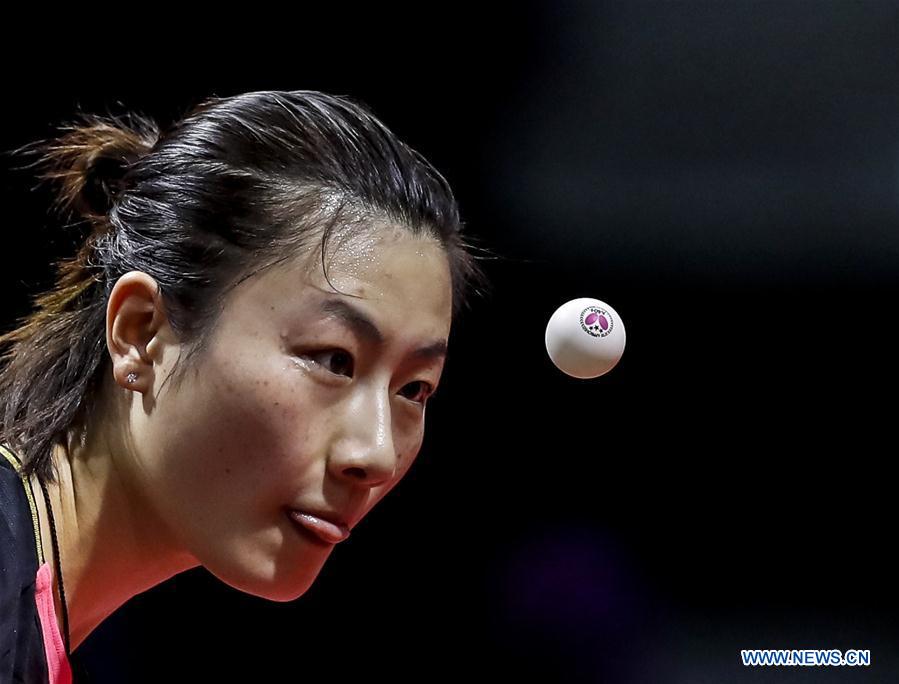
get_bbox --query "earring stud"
[126,372,138,384]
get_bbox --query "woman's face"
[132,227,453,600]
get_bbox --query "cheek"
[381,432,425,495]
[217,355,322,483]
[154,346,319,511]
[153,336,431,521]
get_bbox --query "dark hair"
[0,90,492,485]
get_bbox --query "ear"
[105,271,172,392]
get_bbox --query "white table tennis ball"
[545,297,626,379]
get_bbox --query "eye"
[306,349,354,377]
[302,349,435,406]
[400,381,435,406]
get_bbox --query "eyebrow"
[318,298,448,361]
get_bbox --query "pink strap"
[34,562,73,684]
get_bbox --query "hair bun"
[79,151,131,218]
[15,111,160,225]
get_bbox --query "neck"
[30,423,200,651]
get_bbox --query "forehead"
[234,229,453,343]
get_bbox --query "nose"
[328,384,398,488]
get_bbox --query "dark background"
[2,3,898,682]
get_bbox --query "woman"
[0,89,489,683]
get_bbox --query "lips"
[288,510,351,544]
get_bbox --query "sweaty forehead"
[317,225,438,273]
[307,230,449,296]
[282,230,452,333]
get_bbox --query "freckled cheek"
[391,432,425,479]
[230,373,315,460]
[178,363,308,480]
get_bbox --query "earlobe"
[106,271,163,392]
[115,364,147,393]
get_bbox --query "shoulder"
[0,444,41,599]
[1,446,38,560]
[0,446,50,683]
[1,444,40,559]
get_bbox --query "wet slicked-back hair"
[0,90,491,485]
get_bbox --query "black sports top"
[0,443,74,683]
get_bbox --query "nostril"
[345,466,366,480]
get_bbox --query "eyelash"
[303,349,435,405]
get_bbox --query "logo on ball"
[580,306,613,338]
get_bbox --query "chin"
[206,556,328,603]
[261,583,315,603]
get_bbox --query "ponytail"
[0,111,160,484]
